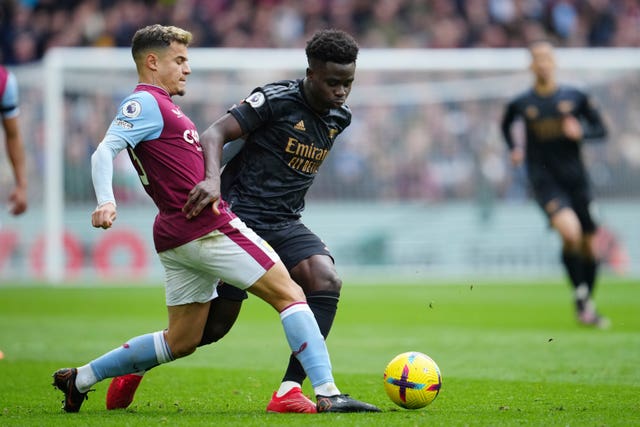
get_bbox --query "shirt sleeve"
[0,72,20,119]
[500,100,519,150]
[578,93,607,140]
[105,91,163,147]
[91,134,129,207]
[228,89,271,134]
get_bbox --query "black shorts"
[256,221,334,271]
[217,221,333,301]
[216,281,248,301]
[531,178,598,233]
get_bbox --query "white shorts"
[159,217,279,306]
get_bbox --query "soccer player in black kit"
[106,29,380,413]
[501,40,609,328]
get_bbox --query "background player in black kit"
[107,29,369,413]
[501,40,609,328]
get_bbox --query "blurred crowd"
[1,0,639,209]
[2,0,640,64]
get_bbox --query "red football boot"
[266,387,317,413]
[106,373,144,410]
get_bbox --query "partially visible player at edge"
[1,65,27,215]
[500,40,609,328]
[51,24,379,414]
[107,28,367,414]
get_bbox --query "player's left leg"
[551,208,589,310]
[106,285,245,409]
[199,283,247,345]
[53,301,210,412]
[572,193,609,328]
[54,240,224,413]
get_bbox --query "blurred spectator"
[2,0,639,64]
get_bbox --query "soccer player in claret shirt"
[0,65,27,215]
[51,24,379,414]
[106,29,371,413]
[500,40,609,328]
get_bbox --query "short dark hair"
[305,29,359,65]
[131,24,192,62]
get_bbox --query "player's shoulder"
[330,104,352,123]
[506,87,535,107]
[121,88,157,105]
[1,67,17,90]
[116,89,160,120]
[260,79,301,101]
[557,83,588,98]
[0,67,20,115]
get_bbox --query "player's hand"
[510,147,524,166]
[92,202,117,229]
[8,185,27,215]
[183,178,221,219]
[562,115,583,141]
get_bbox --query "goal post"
[35,47,640,283]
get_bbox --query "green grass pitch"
[0,277,639,426]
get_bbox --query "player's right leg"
[267,256,341,413]
[255,224,340,413]
[551,208,608,327]
[572,193,610,328]
[552,208,588,305]
[247,262,379,412]
[212,218,378,412]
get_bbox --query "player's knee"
[166,334,201,358]
[561,232,583,251]
[169,340,198,359]
[297,260,342,294]
[556,223,583,250]
[318,271,342,294]
[581,235,597,258]
[553,209,583,248]
[284,281,306,301]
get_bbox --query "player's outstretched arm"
[90,136,127,228]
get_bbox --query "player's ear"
[146,52,159,71]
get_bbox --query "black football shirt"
[222,79,351,230]
[501,84,606,187]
